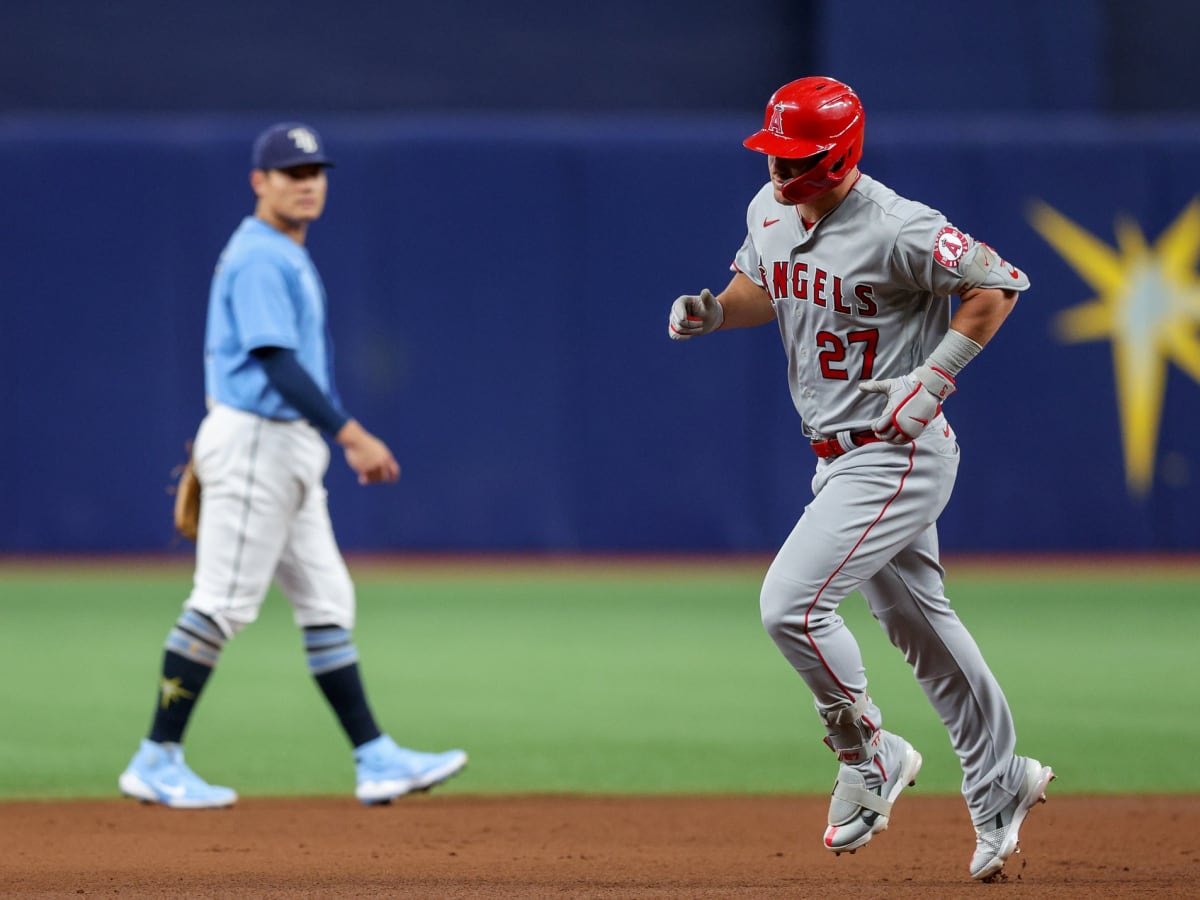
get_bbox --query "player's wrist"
[914,329,981,401]
[708,292,725,332]
[335,419,364,446]
[912,364,956,401]
[924,329,981,379]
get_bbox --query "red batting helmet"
[743,76,865,203]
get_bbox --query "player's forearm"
[951,287,1019,347]
[251,346,351,435]
[716,272,777,329]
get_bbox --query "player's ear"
[249,169,267,196]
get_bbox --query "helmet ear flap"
[825,126,864,181]
[828,137,858,175]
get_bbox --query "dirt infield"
[2,795,1196,898]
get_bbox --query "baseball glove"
[172,447,201,542]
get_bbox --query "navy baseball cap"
[251,122,335,170]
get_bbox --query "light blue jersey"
[204,217,338,419]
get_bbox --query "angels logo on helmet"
[769,104,786,135]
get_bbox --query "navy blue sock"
[148,610,227,744]
[304,625,382,748]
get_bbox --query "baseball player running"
[119,122,467,808]
[668,77,1052,881]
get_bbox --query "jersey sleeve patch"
[932,226,970,269]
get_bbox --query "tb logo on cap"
[288,127,319,154]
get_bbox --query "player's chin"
[771,186,797,206]
[291,203,324,220]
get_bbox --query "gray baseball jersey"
[733,173,1027,439]
[738,172,1034,828]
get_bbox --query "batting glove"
[858,365,956,444]
[668,289,724,341]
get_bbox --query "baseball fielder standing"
[119,122,467,808]
[668,77,1052,881]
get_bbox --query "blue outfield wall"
[3,114,1200,553]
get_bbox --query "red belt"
[810,430,882,459]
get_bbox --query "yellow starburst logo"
[159,676,196,710]
[1029,199,1200,496]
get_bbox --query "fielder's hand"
[668,289,724,341]
[336,419,401,485]
[858,365,956,444]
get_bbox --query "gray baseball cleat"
[823,730,922,854]
[970,756,1055,881]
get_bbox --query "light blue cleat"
[118,739,237,809]
[354,734,468,805]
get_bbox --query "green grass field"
[0,557,1196,800]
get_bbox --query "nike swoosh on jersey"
[763,217,780,227]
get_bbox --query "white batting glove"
[858,365,956,444]
[668,289,724,341]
